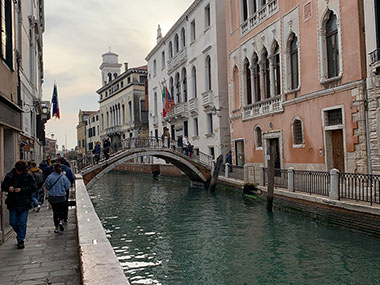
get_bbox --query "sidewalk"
[0,204,80,285]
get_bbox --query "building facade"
[364,0,380,174]
[97,51,148,149]
[86,110,100,151]
[146,0,231,160]
[225,0,367,174]
[76,110,97,156]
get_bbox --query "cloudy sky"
[43,0,193,150]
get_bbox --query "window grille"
[293,119,303,145]
[326,109,342,126]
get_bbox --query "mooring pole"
[267,140,276,212]
[209,155,223,192]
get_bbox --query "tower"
[99,50,122,86]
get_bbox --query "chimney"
[124,62,128,72]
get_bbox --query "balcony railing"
[189,97,199,114]
[243,95,283,119]
[370,48,380,66]
[105,125,122,136]
[201,90,213,108]
[164,102,189,121]
[167,48,187,74]
[240,0,279,36]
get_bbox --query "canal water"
[89,171,380,285]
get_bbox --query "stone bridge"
[80,138,214,188]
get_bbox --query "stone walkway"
[0,204,80,285]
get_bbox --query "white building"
[97,51,148,149]
[17,0,47,163]
[146,0,230,160]
[365,0,380,174]
[86,110,101,151]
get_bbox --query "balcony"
[167,48,187,74]
[105,125,122,136]
[240,0,279,36]
[189,97,199,114]
[243,95,283,119]
[164,102,189,122]
[370,48,380,74]
[201,90,213,109]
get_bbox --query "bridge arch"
[82,148,212,189]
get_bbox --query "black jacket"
[1,169,37,211]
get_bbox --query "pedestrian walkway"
[0,204,80,285]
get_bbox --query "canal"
[89,171,380,284]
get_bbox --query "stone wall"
[114,163,184,177]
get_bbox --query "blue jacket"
[39,162,52,180]
[61,165,75,184]
[44,172,71,197]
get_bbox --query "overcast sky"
[43,0,193,150]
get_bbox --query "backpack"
[33,171,44,188]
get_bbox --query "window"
[153,59,157,76]
[184,120,188,137]
[326,12,339,78]
[205,55,212,90]
[82,139,85,148]
[253,53,261,102]
[0,0,13,68]
[209,146,215,159]
[241,0,248,22]
[155,129,158,139]
[207,113,213,134]
[250,0,257,14]
[169,41,173,58]
[89,142,93,151]
[233,66,240,109]
[114,73,117,79]
[174,34,179,54]
[175,72,181,103]
[289,34,299,90]
[326,109,342,126]
[255,126,263,148]
[293,118,304,145]
[205,4,211,29]
[106,112,109,127]
[128,101,132,122]
[244,58,252,105]
[181,27,186,48]
[78,140,81,147]
[127,77,131,84]
[154,92,158,116]
[108,73,112,82]
[194,117,199,136]
[121,81,124,88]
[140,75,147,83]
[122,104,125,124]
[170,77,174,100]
[191,20,196,42]
[161,51,165,69]
[262,49,270,99]
[273,43,281,96]
[182,68,187,102]
[192,66,197,98]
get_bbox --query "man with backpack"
[29,162,44,212]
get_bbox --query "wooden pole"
[267,140,276,211]
[209,155,223,192]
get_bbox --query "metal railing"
[294,170,330,196]
[339,173,380,205]
[79,137,214,171]
[370,48,380,66]
[228,165,244,180]
[262,168,288,189]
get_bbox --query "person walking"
[44,163,71,233]
[103,138,111,160]
[1,160,37,249]
[29,162,44,212]
[93,141,101,164]
[57,157,75,224]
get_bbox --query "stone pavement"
[0,204,80,285]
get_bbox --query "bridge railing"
[79,137,214,171]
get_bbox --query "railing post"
[329,169,340,200]
[261,167,265,186]
[288,167,295,192]
[244,164,249,183]
[225,163,229,178]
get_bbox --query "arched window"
[233,66,240,109]
[244,58,252,105]
[273,42,281,96]
[169,77,174,101]
[113,73,117,79]
[154,92,158,116]
[169,41,173,58]
[255,126,263,148]
[250,0,257,13]
[175,72,181,103]
[182,68,187,102]
[181,27,186,48]
[289,34,299,90]
[108,73,112,82]
[174,34,179,54]
[326,12,339,78]
[253,53,261,102]
[293,118,304,146]
[262,49,270,99]
[241,0,248,22]
[192,66,197,98]
[205,55,212,90]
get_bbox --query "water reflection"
[90,171,380,284]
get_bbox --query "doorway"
[267,138,281,176]
[331,129,344,172]
[235,140,245,166]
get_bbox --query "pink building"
[225,0,367,175]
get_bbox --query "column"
[288,167,294,192]
[329,168,340,200]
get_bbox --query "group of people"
[1,154,75,249]
[92,138,111,164]
[161,127,194,157]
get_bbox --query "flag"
[162,86,167,118]
[51,83,60,119]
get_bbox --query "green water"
[89,171,380,285]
